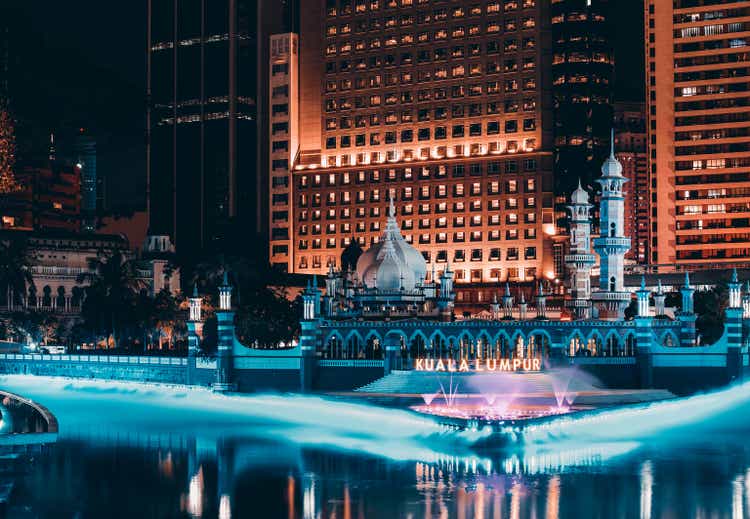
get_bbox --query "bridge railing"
[0,353,187,366]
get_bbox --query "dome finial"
[610,127,616,158]
[388,194,396,218]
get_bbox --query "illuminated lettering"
[413,358,542,372]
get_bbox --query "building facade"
[645,0,750,266]
[296,152,699,375]
[550,0,614,200]
[614,101,648,264]
[0,160,81,233]
[147,0,257,259]
[269,0,558,284]
[0,230,181,316]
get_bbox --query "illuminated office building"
[646,0,750,266]
[614,101,648,264]
[269,0,557,284]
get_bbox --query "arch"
[56,286,66,309]
[476,330,493,359]
[622,332,637,356]
[344,330,364,359]
[661,330,679,348]
[527,329,553,359]
[492,330,513,359]
[429,330,449,358]
[323,331,345,359]
[42,285,52,307]
[586,330,605,357]
[408,329,429,345]
[604,330,622,357]
[567,329,586,357]
[457,330,476,360]
[364,330,383,359]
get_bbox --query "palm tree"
[77,250,145,349]
[0,238,33,307]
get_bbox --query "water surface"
[3,376,750,519]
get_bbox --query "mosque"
[295,142,750,386]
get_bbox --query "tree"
[0,238,33,306]
[191,254,301,349]
[694,285,727,346]
[0,100,21,194]
[77,251,145,349]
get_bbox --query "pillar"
[635,316,654,388]
[383,333,401,375]
[214,273,237,392]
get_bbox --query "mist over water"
[5,375,750,517]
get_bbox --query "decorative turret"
[187,283,204,367]
[189,283,202,323]
[214,271,236,392]
[592,131,632,320]
[535,281,547,319]
[436,262,455,320]
[653,280,666,317]
[564,179,596,319]
[302,279,319,320]
[636,276,650,317]
[218,271,232,311]
[518,291,528,320]
[680,272,695,315]
[729,268,742,309]
[502,282,514,319]
[490,293,500,319]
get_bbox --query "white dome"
[601,154,623,178]
[356,200,427,290]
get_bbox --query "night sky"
[3,1,147,212]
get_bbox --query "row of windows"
[321,138,538,166]
[300,186,537,205]
[326,38,536,63]
[322,120,535,148]
[298,205,539,223]
[327,16,535,37]
[298,161,538,186]
[325,61,535,90]
[300,217,539,235]
[326,25,535,54]
[325,77,535,102]
[299,241,537,261]
[326,0,536,18]
[323,99,537,125]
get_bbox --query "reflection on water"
[7,432,750,519]
[5,375,750,518]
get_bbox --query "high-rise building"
[0,159,81,232]
[75,130,97,232]
[614,101,648,264]
[550,0,614,206]
[645,0,750,266]
[147,0,257,260]
[269,0,558,284]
